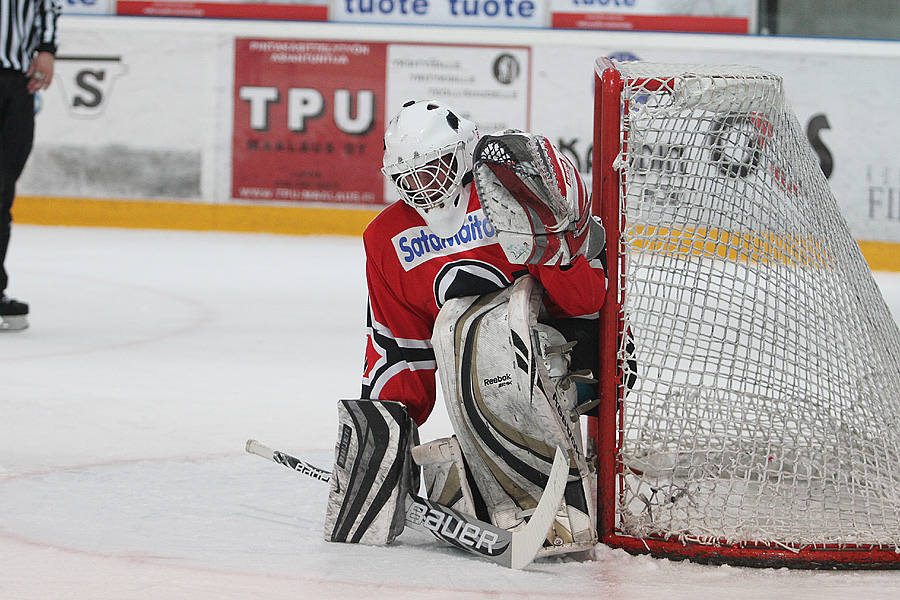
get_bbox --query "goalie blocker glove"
[473,130,605,266]
[324,399,419,545]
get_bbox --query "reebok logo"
[484,373,513,388]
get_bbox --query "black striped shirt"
[0,0,60,72]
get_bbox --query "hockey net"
[592,58,900,568]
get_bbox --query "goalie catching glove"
[473,130,605,266]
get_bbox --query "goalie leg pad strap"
[324,399,419,545]
[412,436,477,516]
[431,275,597,557]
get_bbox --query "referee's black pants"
[0,68,35,295]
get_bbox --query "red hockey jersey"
[361,187,607,425]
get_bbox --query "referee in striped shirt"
[0,0,60,330]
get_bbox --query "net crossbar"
[592,59,900,568]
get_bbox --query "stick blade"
[509,445,570,569]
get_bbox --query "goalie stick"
[245,439,568,570]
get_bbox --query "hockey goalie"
[324,100,608,558]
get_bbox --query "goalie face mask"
[382,100,479,239]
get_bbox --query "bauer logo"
[392,209,498,271]
[406,498,509,556]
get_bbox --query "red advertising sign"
[233,39,387,204]
[551,12,749,33]
[549,0,754,34]
[117,1,327,20]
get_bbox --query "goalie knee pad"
[432,275,598,557]
[324,399,419,545]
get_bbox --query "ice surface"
[2,225,900,599]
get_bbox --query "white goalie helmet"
[382,100,479,238]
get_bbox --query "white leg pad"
[432,275,597,557]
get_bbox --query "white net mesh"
[610,62,900,551]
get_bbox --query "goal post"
[592,58,900,568]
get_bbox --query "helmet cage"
[382,141,467,212]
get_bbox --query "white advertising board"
[21,25,223,200]
[332,0,549,27]
[385,44,530,133]
[528,40,900,244]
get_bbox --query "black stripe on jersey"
[0,0,60,71]
[433,259,510,309]
[362,303,435,399]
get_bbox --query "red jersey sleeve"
[529,255,607,318]
[361,227,438,426]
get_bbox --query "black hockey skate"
[0,295,29,331]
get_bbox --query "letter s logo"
[55,56,128,119]
[807,114,834,179]
[74,69,104,109]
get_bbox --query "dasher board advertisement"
[385,44,530,137]
[232,39,531,206]
[20,29,218,201]
[529,44,900,244]
[233,39,387,205]
[550,0,756,33]
[116,0,327,20]
[332,0,548,27]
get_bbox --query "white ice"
[3,225,900,600]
